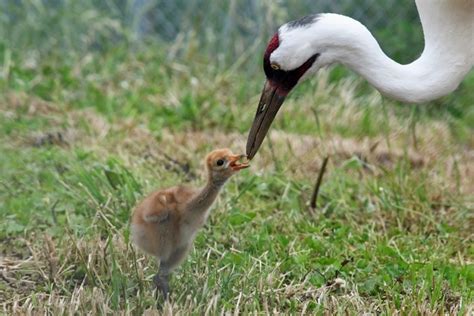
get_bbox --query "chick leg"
[154,245,190,299]
[153,270,170,299]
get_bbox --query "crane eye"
[216,159,225,166]
[270,63,280,70]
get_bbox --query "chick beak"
[228,154,250,171]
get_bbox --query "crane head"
[246,25,321,159]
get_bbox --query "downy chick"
[131,148,249,298]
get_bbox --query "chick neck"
[185,170,230,214]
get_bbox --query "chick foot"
[153,273,170,299]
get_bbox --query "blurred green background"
[1,0,425,66]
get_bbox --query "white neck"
[278,0,474,103]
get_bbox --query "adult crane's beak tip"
[246,81,286,160]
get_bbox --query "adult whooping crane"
[246,0,474,159]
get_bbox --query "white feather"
[271,0,473,103]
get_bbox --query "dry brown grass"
[3,232,471,314]
[3,90,472,202]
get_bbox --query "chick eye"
[216,159,225,166]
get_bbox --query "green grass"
[1,7,474,314]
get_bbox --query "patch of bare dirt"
[0,92,61,116]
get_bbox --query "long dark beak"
[246,81,286,159]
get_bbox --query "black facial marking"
[287,14,321,29]
[264,53,320,95]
